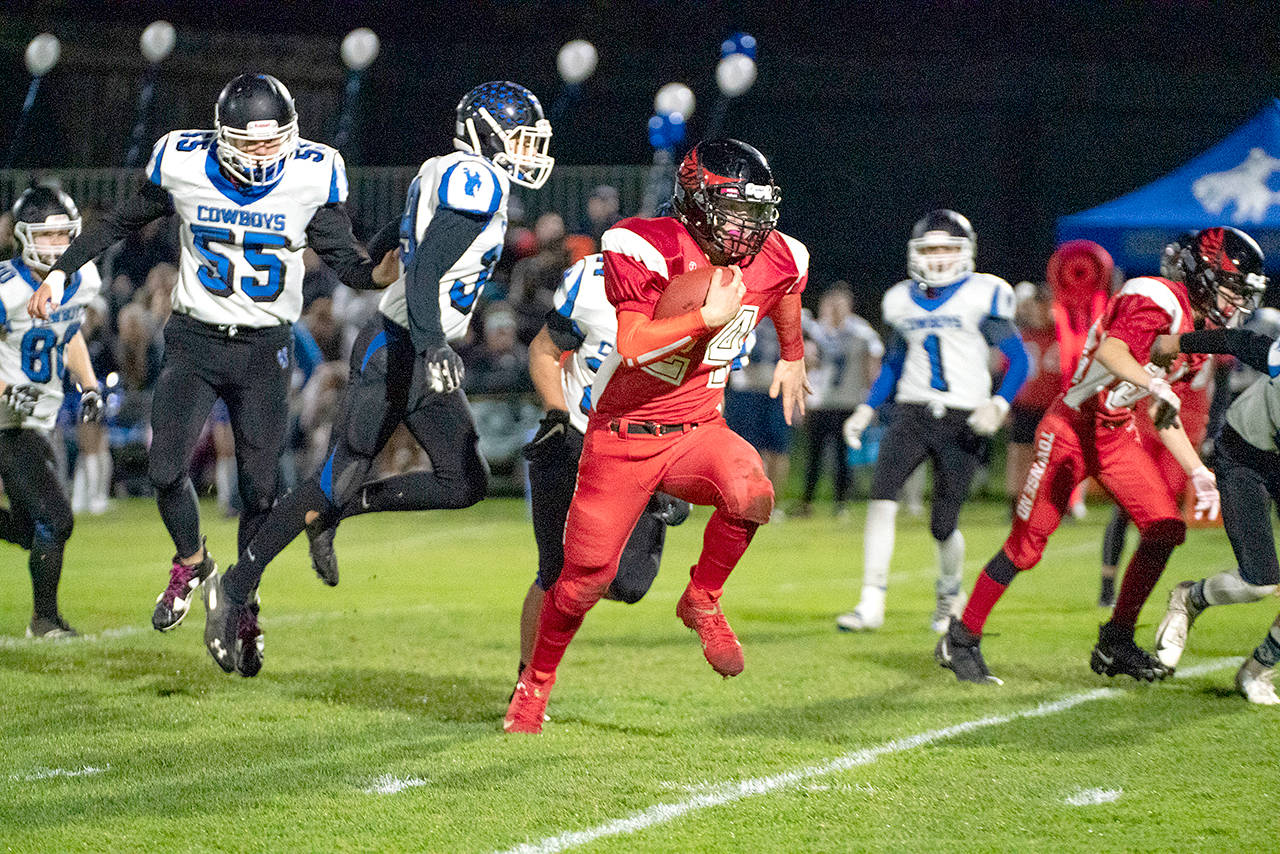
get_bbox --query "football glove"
[1189,466,1220,522]
[1147,377,1181,430]
[967,395,1010,437]
[79,388,105,423]
[843,403,875,450]
[425,345,464,394]
[522,409,571,462]
[648,491,691,527]
[0,384,40,417]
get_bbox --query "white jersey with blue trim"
[379,152,509,343]
[1226,338,1280,452]
[145,130,348,327]
[553,254,616,433]
[0,258,102,430]
[881,272,1015,410]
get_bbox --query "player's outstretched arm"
[1155,417,1219,520]
[528,326,569,412]
[63,332,104,422]
[28,181,173,319]
[767,292,810,425]
[306,206,399,290]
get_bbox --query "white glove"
[425,345,464,394]
[843,403,875,450]
[1147,377,1181,430]
[966,395,1010,437]
[1189,466,1220,522]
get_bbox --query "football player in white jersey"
[28,73,398,636]
[201,81,554,676]
[840,210,1029,633]
[1,186,104,637]
[516,252,692,678]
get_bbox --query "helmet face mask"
[1181,227,1267,327]
[454,82,554,189]
[12,186,81,273]
[674,139,781,259]
[215,73,299,187]
[907,210,976,288]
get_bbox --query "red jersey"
[1012,324,1061,411]
[594,216,808,423]
[1060,276,1205,425]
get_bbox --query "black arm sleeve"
[1179,328,1274,374]
[367,219,401,260]
[305,203,378,291]
[52,180,173,275]
[405,207,490,354]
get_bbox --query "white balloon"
[557,39,598,84]
[24,33,60,77]
[654,82,695,120]
[140,21,176,64]
[716,54,757,98]
[341,28,380,71]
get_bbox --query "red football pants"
[1007,405,1182,570]
[530,416,774,675]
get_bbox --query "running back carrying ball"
[653,265,731,319]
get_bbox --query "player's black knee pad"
[31,509,72,549]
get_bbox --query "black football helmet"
[214,73,299,187]
[672,138,781,259]
[454,81,554,189]
[11,184,80,273]
[1159,232,1196,281]
[907,209,976,288]
[1180,226,1267,327]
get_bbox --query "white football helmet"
[907,209,976,288]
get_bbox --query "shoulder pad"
[437,157,505,216]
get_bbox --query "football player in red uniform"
[504,139,809,733]
[936,227,1263,685]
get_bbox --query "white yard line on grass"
[1065,787,1122,805]
[10,765,108,782]
[495,658,1238,854]
[363,774,429,795]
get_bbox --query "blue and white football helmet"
[214,73,299,187]
[907,209,976,288]
[454,81,554,189]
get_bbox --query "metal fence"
[0,164,653,234]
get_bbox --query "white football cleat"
[1236,657,1280,705]
[1154,581,1201,669]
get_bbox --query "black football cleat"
[203,569,261,676]
[236,594,264,678]
[1090,623,1170,682]
[306,523,339,587]
[936,616,1003,685]
[153,538,216,631]
[27,614,78,639]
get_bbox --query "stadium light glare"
[654,82,695,121]
[716,54,756,98]
[24,33,61,77]
[341,28,380,71]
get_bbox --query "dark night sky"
[4,0,1280,298]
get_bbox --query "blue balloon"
[720,31,757,60]
[647,112,686,150]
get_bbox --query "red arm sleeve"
[771,293,805,361]
[615,310,710,367]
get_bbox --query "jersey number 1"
[922,333,949,392]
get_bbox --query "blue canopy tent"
[1057,99,1280,274]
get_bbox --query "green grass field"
[2,497,1278,852]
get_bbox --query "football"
[653,265,731,319]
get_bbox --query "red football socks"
[689,510,757,593]
[962,569,1010,636]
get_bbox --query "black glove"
[1,384,39,417]
[425,345,464,394]
[522,409,572,462]
[79,388,105,423]
[648,491,691,526]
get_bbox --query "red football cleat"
[503,668,556,734]
[677,583,744,677]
